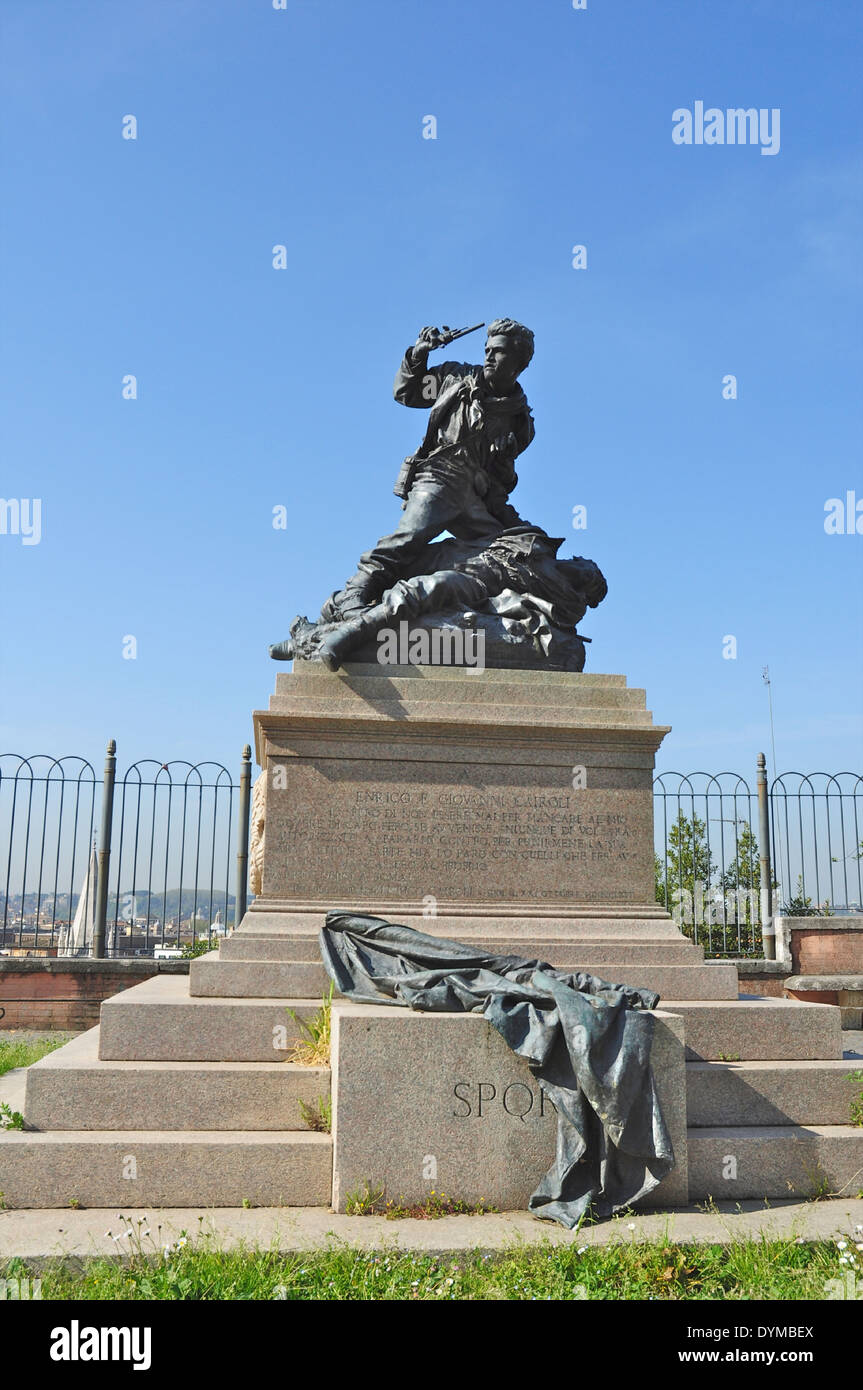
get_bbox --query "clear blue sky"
[1,0,861,782]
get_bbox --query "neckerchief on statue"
[423,369,527,447]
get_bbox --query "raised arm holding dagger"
[320,317,537,623]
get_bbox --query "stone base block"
[190,956,336,1000]
[0,1130,332,1209]
[222,927,703,966]
[784,977,863,1032]
[670,998,842,1060]
[220,935,325,962]
[254,664,670,920]
[688,1126,863,1201]
[686,1059,863,1127]
[98,975,323,1062]
[23,1027,329,1132]
[331,1004,688,1214]
[194,952,737,1002]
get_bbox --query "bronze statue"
[270,320,607,671]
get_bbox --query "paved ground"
[1,1200,862,1266]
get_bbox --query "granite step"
[686,1059,863,1127]
[218,934,704,965]
[0,1130,332,1209]
[234,910,677,934]
[280,664,630,689]
[271,674,647,710]
[23,1027,330,1132]
[98,975,325,1061]
[101,978,842,1063]
[669,998,842,1061]
[190,956,738,1002]
[687,1125,863,1201]
[265,695,656,728]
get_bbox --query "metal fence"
[654,762,863,957]
[2,746,861,959]
[1,755,97,955]
[770,772,863,921]
[1,744,252,958]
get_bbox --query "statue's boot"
[319,569,386,624]
[269,637,294,661]
[317,604,389,672]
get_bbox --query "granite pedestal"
[4,664,862,1211]
[331,1004,689,1213]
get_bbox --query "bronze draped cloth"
[320,912,675,1228]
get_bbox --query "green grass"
[4,1224,862,1300]
[0,1036,65,1076]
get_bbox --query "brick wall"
[0,958,189,1030]
[733,918,863,1004]
[792,925,863,975]
[736,971,787,997]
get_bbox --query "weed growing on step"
[382,1190,498,1220]
[287,982,334,1066]
[298,1094,331,1133]
[343,1180,496,1219]
[344,1180,386,1215]
[717,1053,741,1062]
[0,1102,24,1131]
[694,1196,721,1216]
[801,1162,834,1201]
[846,1071,863,1127]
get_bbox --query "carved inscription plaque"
[265,757,651,903]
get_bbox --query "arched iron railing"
[654,766,862,955]
[1,746,251,958]
[1,755,97,952]
[2,748,860,959]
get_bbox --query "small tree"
[654,853,668,908]
[662,812,716,942]
[719,822,764,925]
[665,811,715,903]
[783,875,817,917]
[717,820,776,951]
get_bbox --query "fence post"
[234,744,252,931]
[756,752,775,960]
[92,739,116,958]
